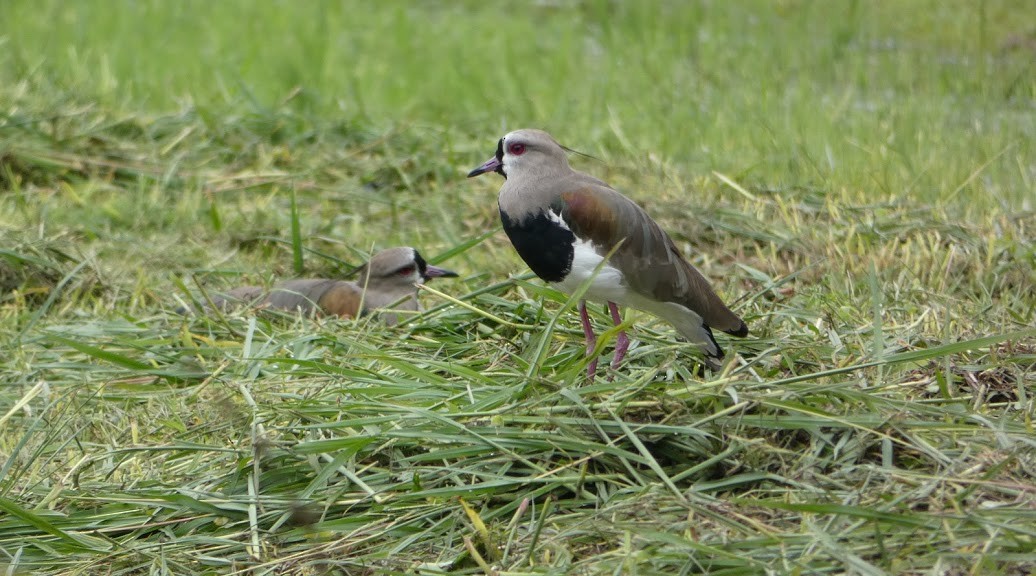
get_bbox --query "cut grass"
[1,0,1035,574]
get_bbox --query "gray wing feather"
[265,279,338,314]
[557,174,748,336]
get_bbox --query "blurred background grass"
[3,0,1033,209]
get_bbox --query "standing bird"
[201,247,457,324]
[468,129,747,378]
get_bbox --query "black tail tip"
[726,321,749,338]
[704,355,724,372]
[693,354,725,377]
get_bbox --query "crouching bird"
[468,129,748,378]
[199,247,457,324]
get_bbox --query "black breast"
[500,208,575,283]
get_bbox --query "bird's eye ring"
[396,265,416,276]
[508,143,526,156]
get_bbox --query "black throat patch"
[500,208,575,283]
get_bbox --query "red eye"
[397,265,416,276]
[508,143,526,156]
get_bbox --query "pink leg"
[608,301,630,370]
[579,300,598,381]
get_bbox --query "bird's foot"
[586,358,599,382]
[607,302,629,372]
[580,301,599,382]
[611,330,630,371]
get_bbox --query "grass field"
[1,0,1035,574]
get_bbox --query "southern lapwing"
[468,129,748,378]
[201,247,457,324]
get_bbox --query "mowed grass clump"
[2,1,1035,574]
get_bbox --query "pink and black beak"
[414,250,459,282]
[422,264,458,281]
[467,138,505,178]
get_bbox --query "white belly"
[550,240,716,353]
[551,240,631,304]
